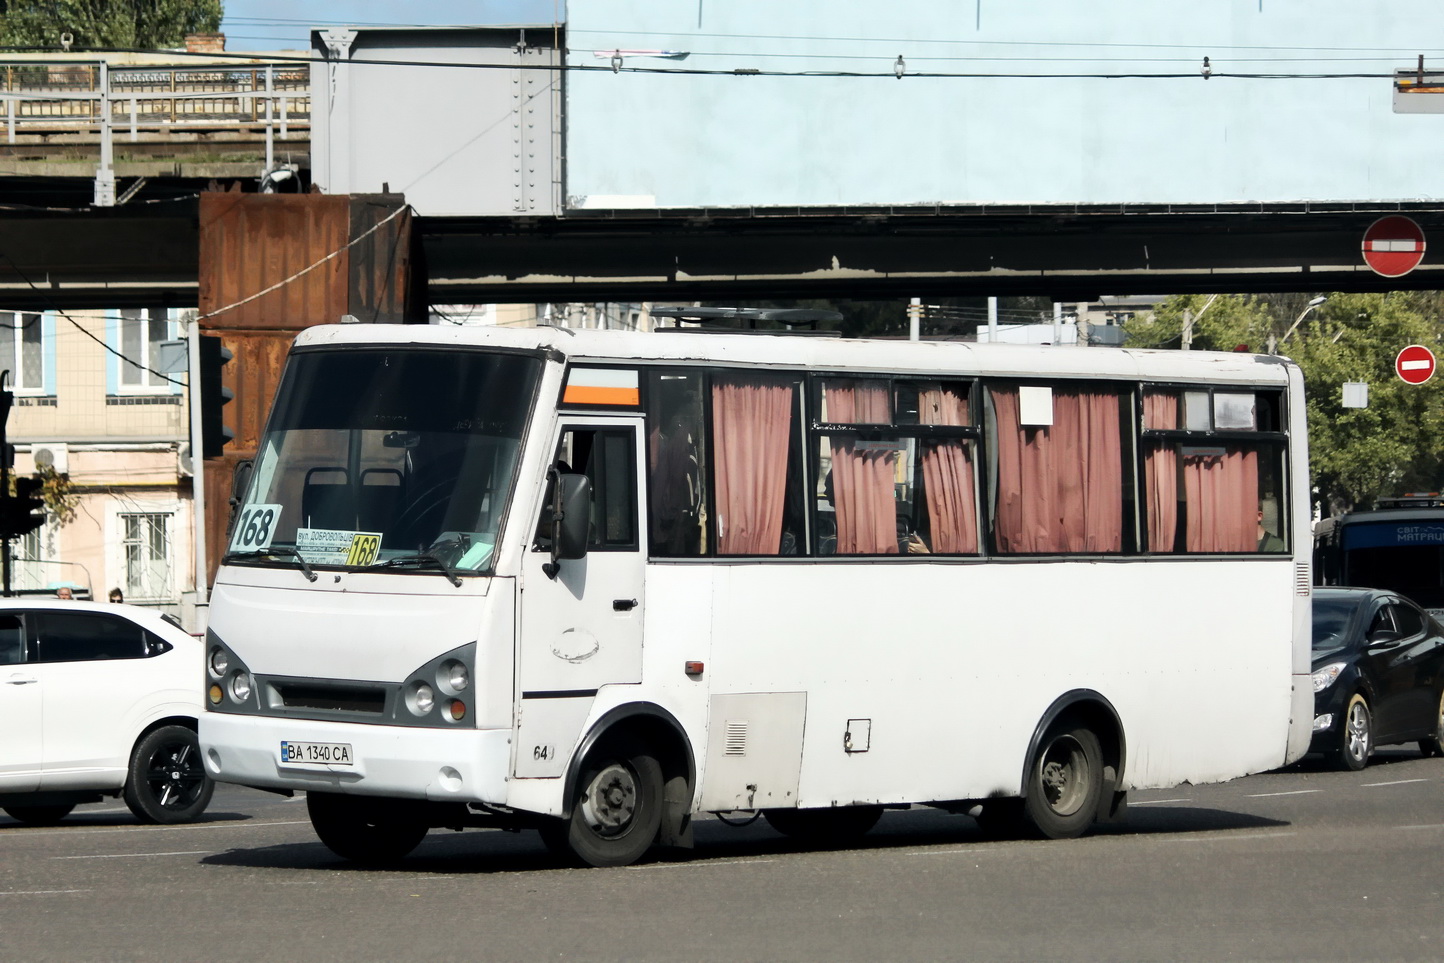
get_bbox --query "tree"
[0,1,223,50]
[1125,291,1444,515]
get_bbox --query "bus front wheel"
[1022,723,1104,840]
[306,792,429,865]
[551,737,663,868]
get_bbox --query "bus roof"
[292,324,1296,386]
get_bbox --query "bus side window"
[535,428,638,552]
[646,371,706,556]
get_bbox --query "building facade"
[4,307,196,621]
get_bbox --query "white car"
[0,600,213,825]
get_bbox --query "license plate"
[280,741,354,766]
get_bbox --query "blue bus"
[1316,496,1444,618]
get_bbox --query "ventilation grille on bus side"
[724,721,748,756]
[1295,562,1311,596]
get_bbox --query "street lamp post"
[1273,295,1328,353]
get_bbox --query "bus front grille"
[272,682,386,714]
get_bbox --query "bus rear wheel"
[552,737,663,868]
[1022,723,1104,840]
[763,805,883,842]
[306,792,429,865]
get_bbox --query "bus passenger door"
[516,420,646,777]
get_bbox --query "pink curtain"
[1143,391,1179,552]
[1183,448,1258,552]
[918,386,978,553]
[992,387,1123,553]
[825,381,897,553]
[712,377,794,554]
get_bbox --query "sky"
[218,1,560,51]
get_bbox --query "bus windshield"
[228,346,542,575]
[1341,521,1444,610]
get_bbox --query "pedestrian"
[108,588,123,603]
[55,586,73,600]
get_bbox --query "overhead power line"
[0,45,1408,81]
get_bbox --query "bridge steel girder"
[420,204,1444,304]
[5,197,1444,309]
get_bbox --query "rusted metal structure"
[197,190,417,581]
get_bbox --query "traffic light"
[197,334,235,458]
[0,475,47,540]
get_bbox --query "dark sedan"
[1311,587,1444,770]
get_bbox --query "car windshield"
[1312,595,1363,653]
[228,346,542,576]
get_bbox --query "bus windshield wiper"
[379,553,463,587]
[222,548,318,582]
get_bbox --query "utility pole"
[1,371,10,596]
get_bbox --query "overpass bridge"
[0,195,1438,312]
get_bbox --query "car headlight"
[208,647,229,679]
[229,671,252,703]
[1312,662,1347,693]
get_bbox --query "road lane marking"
[632,859,776,870]
[908,848,989,857]
[1,889,91,895]
[1362,778,1429,787]
[9,819,311,838]
[1159,831,1298,843]
[1397,824,1444,831]
[53,850,210,860]
[1130,798,1191,806]
[1245,790,1322,798]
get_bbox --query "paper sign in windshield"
[296,528,383,567]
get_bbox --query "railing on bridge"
[0,61,310,138]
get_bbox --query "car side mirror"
[1367,628,1402,647]
[543,470,591,578]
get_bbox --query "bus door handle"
[613,598,637,612]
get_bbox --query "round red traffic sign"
[1396,344,1437,385]
[1363,215,1426,278]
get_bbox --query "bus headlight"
[440,659,469,693]
[229,671,252,703]
[406,682,436,716]
[208,647,229,679]
[1312,662,1346,693]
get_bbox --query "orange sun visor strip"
[562,367,641,407]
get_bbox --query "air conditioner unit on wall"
[31,442,68,475]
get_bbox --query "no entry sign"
[1396,344,1437,385]
[1363,216,1426,278]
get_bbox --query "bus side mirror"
[543,472,592,579]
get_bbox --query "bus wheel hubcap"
[582,764,637,832]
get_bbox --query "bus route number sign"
[230,504,282,553]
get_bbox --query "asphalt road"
[4,748,1444,962]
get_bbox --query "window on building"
[10,528,46,594]
[118,308,174,390]
[122,513,171,599]
[0,311,44,391]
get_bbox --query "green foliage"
[4,465,76,527]
[1126,291,1444,513]
[0,1,223,50]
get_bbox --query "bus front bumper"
[199,712,512,803]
